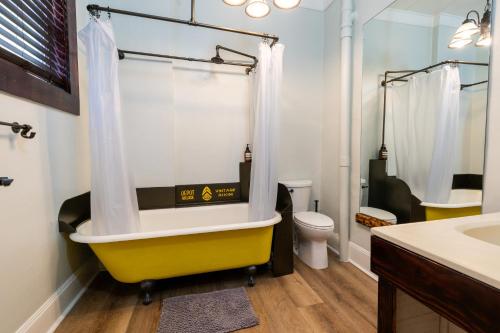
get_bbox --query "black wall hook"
[0,121,36,139]
[0,177,14,187]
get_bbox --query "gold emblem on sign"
[180,189,195,201]
[202,186,213,201]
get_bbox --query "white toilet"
[360,178,397,224]
[281,180,334,269]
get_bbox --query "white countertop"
[372,213,500,290]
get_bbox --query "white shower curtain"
[79,19,140,235]
[248,42,284,222]
[386,65,461,203]
[426,67,461,203]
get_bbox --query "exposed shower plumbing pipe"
[339,0,354,262]
[86,3,279,45]
[190,0,196,23]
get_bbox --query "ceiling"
[300,0,334,11]
[390,0,487,16]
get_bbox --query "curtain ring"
[89,8,100,20]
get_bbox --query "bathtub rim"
[70,204,282,244]
[420,189,483,209]
[420,202,482,209]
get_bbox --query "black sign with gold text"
[175,183,241,205]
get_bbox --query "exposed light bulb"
[476,33,492,47]
[273,0,301,9]
[223,0,247,6]
[476,7,492,47]
[452,20,480,40]
[448,38,473,49]
[245,0,271,18]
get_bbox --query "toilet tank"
[280,180,313,213]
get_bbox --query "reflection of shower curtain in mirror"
[386,66,461,203]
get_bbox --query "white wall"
[322,0,342,249]
[100,0,326,201]
[0,5,93,332]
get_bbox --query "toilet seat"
[360,207,397,224]
[295,212,334,230]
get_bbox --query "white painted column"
[339,0,354,261]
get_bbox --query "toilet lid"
[295,212,334,228]
[360,207,397,223]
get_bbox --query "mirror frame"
[483,0,500,213]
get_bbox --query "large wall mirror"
[357,0,492,227]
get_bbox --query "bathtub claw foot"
[248,275,255,287]
[246,266,257,287]
[143,293,152,305]
[140,280,155,305]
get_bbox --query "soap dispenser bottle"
[244,144,252,162]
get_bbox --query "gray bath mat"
[157,287,259,333]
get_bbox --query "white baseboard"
[16,258,99,333]
[327,244,340,256]
[348,241,378,281]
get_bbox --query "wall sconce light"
[449,1,491,49]
[476,5,492,47]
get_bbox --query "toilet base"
[297,239,328,269]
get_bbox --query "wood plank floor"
[56,254,377,333]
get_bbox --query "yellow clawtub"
[89,226,274,283]
[421,189,482,221]
[70,203,281,284]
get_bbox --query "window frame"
[0,0,79,115]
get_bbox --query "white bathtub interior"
[421,189,482,209]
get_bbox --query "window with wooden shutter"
[0,0,79,115]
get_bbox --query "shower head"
[211,54,224,64]
[211,46,225,64]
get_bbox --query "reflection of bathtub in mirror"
[421,189,482,221]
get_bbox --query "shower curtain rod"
[87,1,280,46]
[378,59,490,160]
[117,45,258,74]
[381,60,489,86]
[461,80,489,89]
[385,74,488,90]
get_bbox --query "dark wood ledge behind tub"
[371,236,500,333]
[355,213,392,228]
[273,183,294,277]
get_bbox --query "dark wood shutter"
[0,0,71,92]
